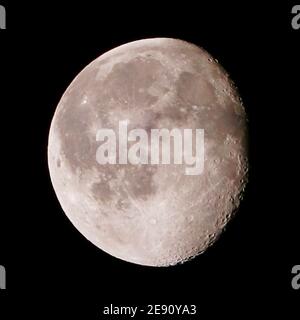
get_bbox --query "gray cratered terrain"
[48,38,249,267]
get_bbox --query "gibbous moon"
[48,38,248,266]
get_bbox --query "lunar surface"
[48,38,248,267]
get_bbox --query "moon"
[48,38,248,267]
